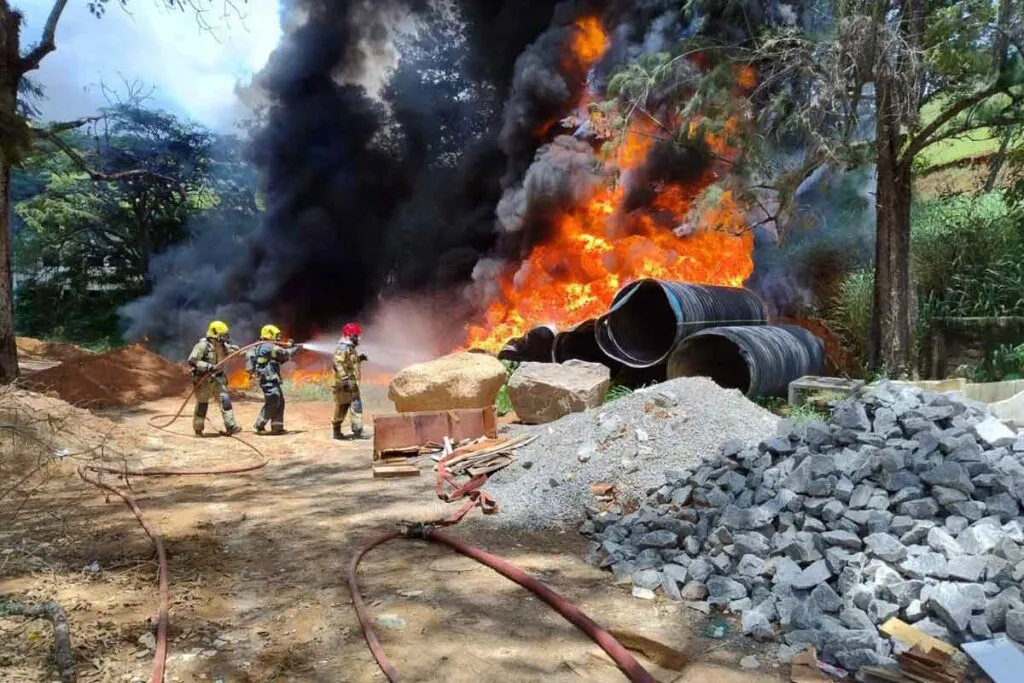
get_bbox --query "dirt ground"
[2,380,786,683]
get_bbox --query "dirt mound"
[16,336,92,362]
[21,344,191,408]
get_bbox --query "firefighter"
[247,324,302,435]
[332,322,368,440]
[188,320,240,436]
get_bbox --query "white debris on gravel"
[484,377,779,529]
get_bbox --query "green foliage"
[957,342,1024,382]
[604,384,633,404]
[915,193,1024,318]
[826,269,875,369]
[495,385,513,417]
[281,378,334,402]
[755,395,786,413]
[787,403,830,423]
[11,105,259,346]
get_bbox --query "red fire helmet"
[342,322,362,337]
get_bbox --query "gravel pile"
[580,382,1024,670]
[484,377,778,529]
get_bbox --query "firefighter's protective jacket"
[332,339,362,389]
[188,337,236,380]
[247,342,296,385]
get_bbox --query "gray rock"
[985,588,1023,632]
[927,527,963,559]
[899,553,948,580]
[898,498,940,518]
[737,554,767,578]
[777,644,805,664]
[915,617,953,643]
[780,533,823,563]
[947,500,987,522]
[841,606,876,631]
[959,524,1003,555]
[793,560,832,590]
[734,532,771,558]
[639,530,679,549]
[900,521,936,546]
[834,400,871,431]
[883,580,924,608]
[822,530,863,550]
[685,600,711,614]
[996,537,1023,563]
[932,486,969,506]
[970,615,993,640]
[890,515,916,537]
[741,610,775,640]
[947,555,988,582]
[631,586,656,600]
[849,483,874,509]
[972,416,1017,448]
[866,533,908,563]
[688,558,713,583]
[809,583,842,613]
[707,576,748,604]
[836,649,892,672]
[868,599,900,625]
[986,493,1020,521]
[803,516,826,533]
[924,582,973,634]
[946,515,970,535]
[1007,608,1024,644]
[729,597,753,613]
[821,500,847,523]
[904,599,926,623]
[680,581,708,601]
[663,563,688,585]
[632,568,663,590]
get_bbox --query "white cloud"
[16,0,281,130]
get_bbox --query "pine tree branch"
[18,0,70,74]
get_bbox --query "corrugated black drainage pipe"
[595,279,768,368]
[666,325,824,398]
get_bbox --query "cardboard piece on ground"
[372,464,420,478]
[372,407,497,460]
[606,629,687,671]
[790,648,830,683]
[961,638,1024,683]
[881,619,958,657]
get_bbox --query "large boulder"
[507,360,611,424]
[388,352,506,413]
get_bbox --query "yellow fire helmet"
[207,320,230,340]
[260,324,282,341]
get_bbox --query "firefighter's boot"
[332,424,343,440]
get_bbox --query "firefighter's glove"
[358,354,368,362]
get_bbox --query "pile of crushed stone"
[21,345,191,409]
[16,336,92,362]
[484,377,779,529]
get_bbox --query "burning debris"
[120,0,780,366]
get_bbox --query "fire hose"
[77,341,270,683]
[346,450,658,683]
[75,340,656,683]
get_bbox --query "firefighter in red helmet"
[332,322,368,439]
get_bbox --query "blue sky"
[17,0,282,131]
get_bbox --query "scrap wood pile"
[374,435,536,479]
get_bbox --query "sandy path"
[2,385,783,682]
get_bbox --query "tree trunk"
[870,76,915,377]
[0,76,20,384]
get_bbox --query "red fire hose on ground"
[76,342,269,683]
[76,340,656,683]
[346,445,659,683]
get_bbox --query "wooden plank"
[372,407,497,460]
[372,464,420,478]
[859,666,910,682]
[881,619,958,657]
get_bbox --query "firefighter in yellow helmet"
[187,320,240,436]
[246,324,302,434]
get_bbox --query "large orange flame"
[464,106,755,353]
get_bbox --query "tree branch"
[19,0,70,74]
[903,82,1003,162]
[0,601,75,682]
[30,126,187,200]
